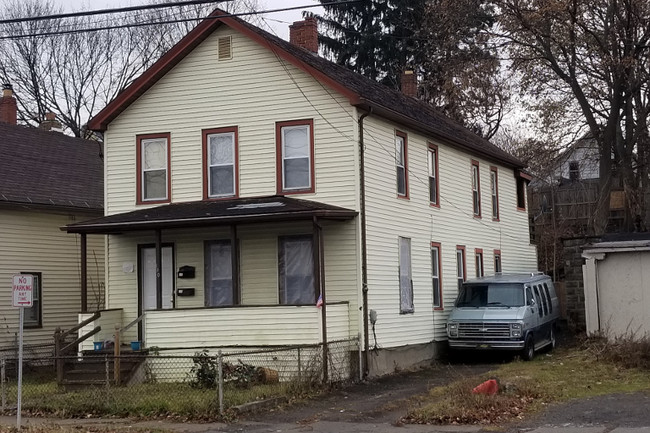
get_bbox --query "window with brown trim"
[471,160,481,217]
[399,236,413,313]
[494,249,502,273]
[490,166,499,220]
[278,235,315,305]
[428,143,439,206]
[431,242,442,308]
[516,175,527,210]
[456,246,466,291]
[204,240,237,306]
[475,249,484,277]
[276,119,315,194]
[22,272,41,328]
[137,133,171,203]
[396,131,409,198]
[203,127,238,199]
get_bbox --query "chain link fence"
[0,338,359,418]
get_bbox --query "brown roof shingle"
[88,9,522,168]
[0,123,104,210]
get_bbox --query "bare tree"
[0,0,260,138]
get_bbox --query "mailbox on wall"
[177,266,195,279]
[177,288,195,297]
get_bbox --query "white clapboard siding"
[362,116,537,349]
[105,26,358,216]
[0,209,105,349]
[144,302,349,348]
[105,221,359,343]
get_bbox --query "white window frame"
[281,124,312,191]
[207,131,236,198]
[396,132,407,197]
[475,251,484,277]
[431,244,441,308]
[399,237,413,313]
[491,168,499,220]
[140,137,168,201]
[456,247,465,291]
[472,162,481,216]
[428,145,438,205]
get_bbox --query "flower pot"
[93,342,104,351]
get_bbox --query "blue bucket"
[93,342,103,351]
[130,341,141,351]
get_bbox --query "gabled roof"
[88,9,523,169]
[63,196,357,234]
[0,122,104,211]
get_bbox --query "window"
[431,243,442,308]
[399,237,413,313]
[490,166,499,220]
[428,144,439,206]
[137,133,170,203]
[475,249,484,277]
[569,161,580,180]
[516,172,529,210]
[494,250,502,273]
[538,284,549,316]
[533,285,543,317]
[276,120,314,193]
[22,272,41,328]
[543,283,553,313]
[396,131,408,198]
[203,127,238,199]
[471,160,481,217]
[456,246,466,291]
[204,240,236,306]
[279,235,315,304]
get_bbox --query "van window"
[525,286,533,305]
[456,283,524,307]
[533,286,543,317]
[538,284,548,316]
[543,283,553,313]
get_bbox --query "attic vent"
[217,36,232,60]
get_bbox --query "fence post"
[297,347,301,381]
[358,333,363,382]
[1,357,5,411]
[113,325,120,385]
[217,350,224,416]
[54,327,63,384]
[105,354,110,389]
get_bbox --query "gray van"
[446,273,559,360]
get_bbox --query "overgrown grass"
[0,426,170,433]
[5,379,319,420]
[405,340,650,425]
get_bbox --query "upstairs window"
[428,144,439,206]
[471,160,481,217]
[277,120,314,194]
[569,161,580,180]
[516,172,529,210]
[203,127,238,199]
[137,133,170,203]
[490,167,499,220]
[396,131,409,198]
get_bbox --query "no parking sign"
[12,274,33,308]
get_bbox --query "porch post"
[80,233,88,313]
[313,217,328,382]
[230,225,239,303]
[155,229,162,310]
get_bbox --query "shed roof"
[88,9,523,169]
[0,122,104,211]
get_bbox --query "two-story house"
[0,84,104,356]
[64,11,537,377]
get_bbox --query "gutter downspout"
[358,108,372,378]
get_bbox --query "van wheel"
[549,326,557,351]
[522,335,535,361]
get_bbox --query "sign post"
[12,274,33,430]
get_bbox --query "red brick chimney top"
[401,70,417,98]
[0,83,17,125]
[289,17,318,54]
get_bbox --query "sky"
[50,0,324,40]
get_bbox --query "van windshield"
[455,283,525,308]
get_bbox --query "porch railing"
[54,311,101,383]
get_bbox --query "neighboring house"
[582,234,650,339]
[64,12,537,376]
[552,136,600,182]
[0,85,105,354]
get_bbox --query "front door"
[140,245,174,311]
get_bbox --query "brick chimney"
[39,111,63,132]
[289,17,318,53]
[401,70,417,98]
[0,83,17,125]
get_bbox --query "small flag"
[316,294,323,308]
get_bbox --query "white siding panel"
[362,116,537,349]
[0,209,105,350]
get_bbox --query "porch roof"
[62,196,357,234]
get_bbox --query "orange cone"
[472,379,499,395]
